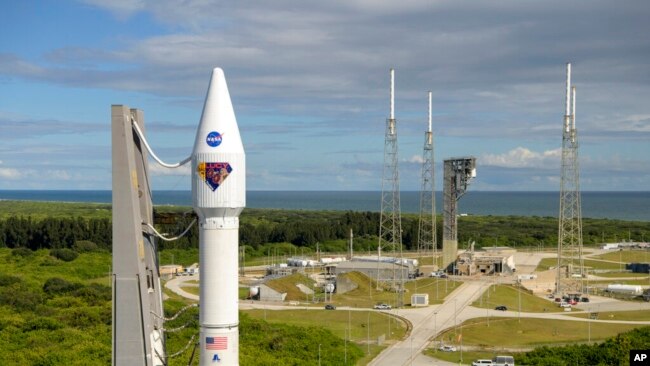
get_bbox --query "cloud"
[481,147,561,169]
[0,160,21,179]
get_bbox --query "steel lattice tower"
[556,63,584,296]
[417,91,436,262]
[378,68,402,258]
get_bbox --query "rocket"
[192,68,245,365]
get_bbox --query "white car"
[439,345,457,352]
[373,303,391,310]
[472,360,493,366]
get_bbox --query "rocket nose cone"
[193,67,243,154]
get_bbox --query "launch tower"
[556,63,584,296]
[442,157,476,272]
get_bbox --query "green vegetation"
[517,326,650,366]
[244,309,403,365]
[2,201,648,256]
[265,273,316,301]
[435,317,643,347]
[471,285,563,313]
[424,349,516,365]
[243,309,407,343]
[536,257,623,271]
[330,271,460,308]
[593,249,650,263]
[568,310,650,321]
[0,248,112,365]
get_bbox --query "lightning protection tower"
[417,91,437,263]
[378,68,402,259]
[442,157,476,272]
[556,63,584,296]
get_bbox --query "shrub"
[73,240,98,253]
[0,274,22,287]
[43,278,83,295]
[11,247,33,258]
[50,248,78,262]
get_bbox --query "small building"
[411,293,429,307]
[455,247,516,276]
[258,284,287,302]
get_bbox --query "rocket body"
[192,68,245,366]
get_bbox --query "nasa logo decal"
[206,131,223,147]
[197,162,232,191]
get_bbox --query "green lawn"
[592,249,650,263]
[595,272,650,278]
[568,310,650,321]
[536,257,623,271]
[435,317,643,347]
[471,285,563,313]
[243,308,406,364]
[331,271,460,308]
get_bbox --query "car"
[494,305,508,311]
[559,301,571,308]
[373,303,391,310]
[325,304,336,310]
[472,360,493,366]
[439,345,457,352]
[568,299,578,305]
[554,297,561,302]
[580,297,590,303]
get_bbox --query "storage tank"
[324,283,335,293]
[607,284,643,295]
[248,286,259,298]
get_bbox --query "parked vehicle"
[325,304,336,310]
[580,297,590,302]
[559,301,571,308]
[494,305,508,311]
[569,299,578,305]
[493,355,515,366]
[439,345,457,352]
[472,360,493,366]
[374,303,391,310]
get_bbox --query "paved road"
[370,280,488,366]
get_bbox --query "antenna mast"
[417,91,437,264]
[377,68,403,303]
[556,63,584,296]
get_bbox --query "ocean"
[0,190,648,221]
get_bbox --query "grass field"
[330,271,461,308]
[593,249,650,263]
[471,284,563,313]
[595,271,650,278]
[434,317,643,347]
[568,310,650,321]
[536,257,623,271]
[243,308,406,364]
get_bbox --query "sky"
[0,0,648,191]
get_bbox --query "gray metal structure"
[417,91,436,261]
[442,157,476,271]
[378,69,402,259]
[556,63,584,296]
[112,106,165,366]
[377,69,404,305]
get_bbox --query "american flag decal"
[206,336,228,350]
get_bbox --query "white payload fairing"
[192,68,245,365]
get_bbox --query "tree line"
[1,209,648,255]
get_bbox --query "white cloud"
[481,147,561,169]
[406,155,425,164]
[0,167,21,179]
